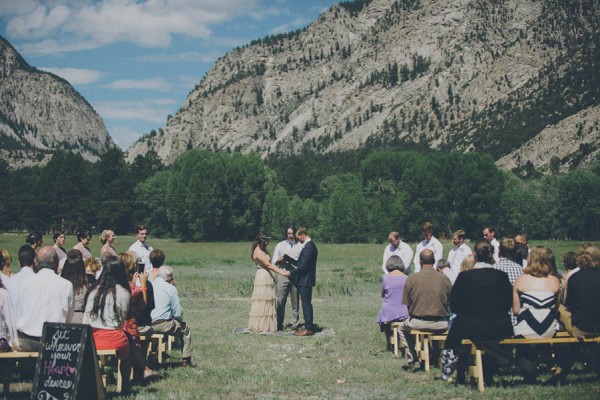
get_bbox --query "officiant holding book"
[273,226,301,331]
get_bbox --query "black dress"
[445,265,513,348]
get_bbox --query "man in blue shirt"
[151,266,193,367]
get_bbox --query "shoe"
[143,368,159,379]
[402,362,421,372]
[181,357,194,368]
[290,322,300,330]
[441,374,453,383]
[543,368,567,386]
[294,329,315,336]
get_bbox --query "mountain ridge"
[126,0,600,175]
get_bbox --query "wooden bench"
[0,349,123,396]
[141,333,176,365]
[462,332,600,392]
[410,330,447,372]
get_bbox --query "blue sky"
[0,0,340,150]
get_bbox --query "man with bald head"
[16,246,74,351]
[399,249,452,371]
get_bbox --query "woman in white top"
[83,255,132,391]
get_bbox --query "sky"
[0,0,340,150]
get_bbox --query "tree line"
[0,148,599,242]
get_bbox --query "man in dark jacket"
[290,227,318,336]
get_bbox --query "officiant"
[272,226,301,331]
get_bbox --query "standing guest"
[83,255,132,391]
[0,271,19,351]
[447,230,471,277]
[437,259,457,285]
[16,246,74,351]
[248,233,288,333]
[547,244,600,385]
[482,225,500,263]
[52,231,68,264]
[25,231,43,251]
[73,230,93,260]
[376,255,409,351]
[85,257,101,285]
[100,229,118,257]
[495,237,524,325]
[290,227,319,336]
[513,246,561,383]
[119,252,156,381]
[60,250,90,324]
[151,266,194,367]
[382,231,414,275]
[148,249,166,282]
[1,249,14,278]
[413,222,443,273]
[8,246,36,323]
[129,224,154,273]
[272,226,301,331]
[441,240,512,384]
[399,249,452,371]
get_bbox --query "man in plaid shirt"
[495,237,523,325]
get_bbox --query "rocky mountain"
[126,0,599,175]
[0,36,114,168]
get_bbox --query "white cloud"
[104,78,171,91]
[40,66,104,85]
[135,51,217,63]
[107,124,144,150]
[3,0,262,55]
[270,17,307,35]
[95,99,173,124]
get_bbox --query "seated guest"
[0,258,19,351]
[85,257,101,285]
[148,249,165,282]
[441,240,512,384]
[60,250,90,324]
[513,246,561,383]
[560,251,578,304]
[436,259,457,285]
[376,256,409,351]
[8,246,36,323]
[495,237,523,325]
[151,266,193,367]
[119,252,156,381]
[460,254,475,272]
[399,250,452,371]
[16,247,74,351]
[548,244,600,385]
[1,249,14,278]
[83,255,132,390]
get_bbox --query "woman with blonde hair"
[460,254,475,272]
[100,229,117,257]
[1,249,13,278]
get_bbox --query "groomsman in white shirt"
[483,224,500,264]
[447,229,472,276]
[413,222,443,273]
[129,224,154,273]
[382,231,414,275]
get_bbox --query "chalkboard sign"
[32,323,104,400]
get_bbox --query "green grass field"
[1,234,598,399]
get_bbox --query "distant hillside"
[0,36,114,168]
[126,0,600,175]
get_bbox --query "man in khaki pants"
[151,266,193,367]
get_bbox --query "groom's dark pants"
[297,285,315,331]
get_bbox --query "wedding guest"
[376,256,409,351]
[100,229,118,257]
[60,250,90,324]
[73,230,93,260]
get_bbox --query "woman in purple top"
[377,255,409,351]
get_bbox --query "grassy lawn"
[1,234,598,399]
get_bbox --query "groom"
[290,227,319,336]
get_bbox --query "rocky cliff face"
[126,0,600,175]
[0,36,114,168]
